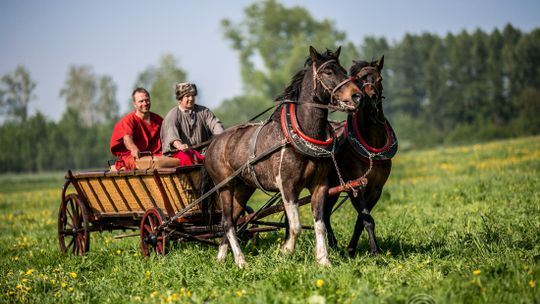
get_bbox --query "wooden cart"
[58,164,367,256]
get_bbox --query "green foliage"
[0,65,36,122]
[1,136,539,303]
[216,0,357,126]
[133,54,187,117]
[59,65,119,126]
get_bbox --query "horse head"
[307,46,361,112]
[350,56,385,121]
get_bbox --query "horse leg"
[323,195,338,250]
[217,187,247,267]
[279,185,301,254]
[347,196,365,257]
[361,207,379,256]
[311,184,331,266]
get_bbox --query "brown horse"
[324,56,398,257]
[204,46,361,267]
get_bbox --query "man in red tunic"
[110,88,163,170]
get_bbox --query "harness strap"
[160,140,288,228]
[245,124,272,195]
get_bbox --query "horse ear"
[377,55,384,71]
[309,46,320,62]
[334,46,342,58]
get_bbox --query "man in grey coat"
[161,82,224,165]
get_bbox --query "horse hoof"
[317,258,332,267]
[280,242,295,254]
[236,259,247,268]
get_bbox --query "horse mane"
[349,60,371,77]
[271,50,339,122]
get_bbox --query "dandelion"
[145,271,151,278]
[25,268,35,275]
[21,278,28,283]
[61,282,67,288]
[530,280,536,288]
[69,272,77,279]
[16,285,23,290]
[235,290,246,297]
[116,249,121,255]
[150,291,159,298]
[68,287,74,292]
[316,279,325,288]
[473,269,481,276]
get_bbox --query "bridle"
[311,59,358,112]
[351,65,385,124]
[352,66,383,101]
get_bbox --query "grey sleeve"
[204,109,225,135]
[160,108,181,154]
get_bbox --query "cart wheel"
[58,193,90,256]
[140,208,169,257]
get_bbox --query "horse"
[324,56,398,257]
[204,46,362,267]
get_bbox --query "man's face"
[179,94,195,110]
[133,92,151,114]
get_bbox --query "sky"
[1,0,539,121]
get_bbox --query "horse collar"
[280,103,336,158]
[345,112,398,162]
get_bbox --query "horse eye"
[323,69,333,76]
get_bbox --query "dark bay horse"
[205,46,361,267]
[325,56,398,257]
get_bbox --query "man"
[161,82,224,165]
[109,88,164,170]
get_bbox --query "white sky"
[1,0,539,121]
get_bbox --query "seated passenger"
[110,87,169,170]
[161,82,224,165]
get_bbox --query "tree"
[96,75,119,123]
[59,65,119,126]
[0,65,36,122]
[59,65,97,126]
[216,0,357,126]
[133,54,188,117]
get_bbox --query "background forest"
[1,0,539,172]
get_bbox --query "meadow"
[0,136,538,303]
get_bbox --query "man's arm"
[123,134,140,158]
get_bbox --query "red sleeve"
[110,113,135,155]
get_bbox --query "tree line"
[1,0,539,172]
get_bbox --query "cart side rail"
[65,165,214,219]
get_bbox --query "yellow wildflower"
[61,282,67,288]
[69,272,77,279]
[145,271,151,278]
[316,279,325,288]
[472,269,481,276]
[21,278,28,283]
[236,290,246,297]
[530,280,536,288]
[25,268,35,275]
[150,291,159,298]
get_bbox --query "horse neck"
[355,105,387,148]
[296,103,329,140]
[295,75,329,140]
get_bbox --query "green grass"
[1,136,539,303]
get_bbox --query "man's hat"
[175,82,197,100]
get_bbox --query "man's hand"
[173,140,190,152]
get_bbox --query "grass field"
[0,136,539,303]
